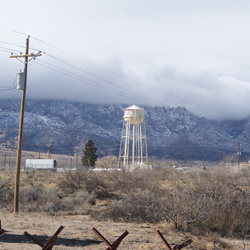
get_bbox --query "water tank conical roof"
[123,105,144,124]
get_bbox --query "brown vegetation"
[0,162,250,249]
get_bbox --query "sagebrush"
[1,165,249,238]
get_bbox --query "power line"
[0,40,25,50]
[0,87,15,91]
[0,28,235,116]
[0,38,145,103]
[0,41,44,56]
[0,26,28,37]
[0,31,219,112]
[27,37,224,114]
[0,48,21,55]
[0,75,17,91]
[29,40,227,115]
[35,59,165,107]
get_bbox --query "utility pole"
[38,144,41,159]
[74,147,79,167]
[10,36,41,214]
[47,144,52,159]
[4,153,6,166]
[237,142,241,169]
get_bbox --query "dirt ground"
[0,212,249,250]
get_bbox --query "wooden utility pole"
[47,144,52,159]
[238,142,241,169]
[10,36,41,214]
[4,153,6,166]
[38,144,41,159]
[74,147,79,167]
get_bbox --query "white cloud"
[1,0,250,120]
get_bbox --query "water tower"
[118,105,149,170]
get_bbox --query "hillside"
[1,98,250,161]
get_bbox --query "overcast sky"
[1,0,250,120]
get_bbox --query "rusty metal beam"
[173,239,193,250]
[92,228,112,248]
[92,228,129,250]
[42,226,64,250]
[156,230,192,250]
[24,225,64,250]
[156,230,172,250]
[0,229,5,237]
[110,231,129,250]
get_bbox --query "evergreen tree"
[81,139,98,167]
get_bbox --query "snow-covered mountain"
[1,98,250,161]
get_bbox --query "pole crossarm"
[10,53,42,58]
[10,52,42,64]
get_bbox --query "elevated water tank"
[123,105,144,124]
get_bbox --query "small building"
[25,159,57,171]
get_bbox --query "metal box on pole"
[16,71,25,90]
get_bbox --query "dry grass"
[0,149,250,249]
[0,212,249,249]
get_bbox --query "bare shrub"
[20,182,52,212]
[19,178,96,215]
[93,169,167,222]
[96,155,118,169]
[21,170,57,186]
[98,167,250,238]
[20,182,46,204]
[58,170,109,198]
[105,169,160,194]
[0,175,13,211]
[42,190,96,215]
[162,168,250,238]
[2,163,249,239]
[58,190,96,213]
[97,189,165,223]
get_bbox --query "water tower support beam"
[123,121,130,166]
[132,125,135,164]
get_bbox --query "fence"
[0,153,80,172]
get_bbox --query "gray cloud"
[1,0,250,120]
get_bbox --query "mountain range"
[1,98,250,161]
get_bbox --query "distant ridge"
[1,98,250,161]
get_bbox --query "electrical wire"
[0,41,44,56]
[0,47,22,54]
[0,75,16,91]
[0,49,12,54]
[0,40,25,50]
[0,28,238,116]
[0,31,166,106]
[38,53,232,116]
[0,87,15,91]
[35,60,139,101]
[35,58,165,107]
[28,36,223,114]
[29,40,227,115]
[0,26,28,37]
[44,53,163,105]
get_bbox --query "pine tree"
[81,139,98,167]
